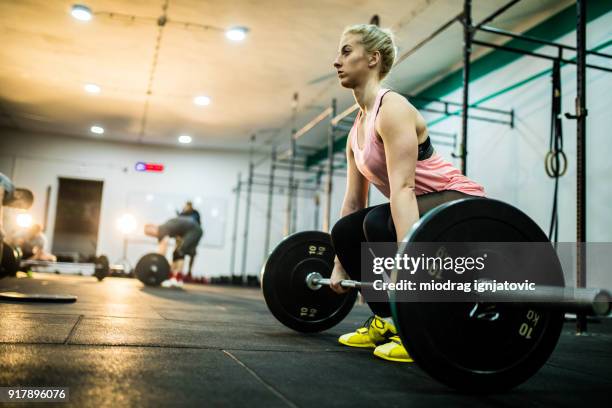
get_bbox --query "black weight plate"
[262,230,357,333]
[391,198,565,392]
[135,253,170,286]
[0,291,77,303]
[0,241,20,278]
[94,255,110,281]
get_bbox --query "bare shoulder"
[377,91,418,131]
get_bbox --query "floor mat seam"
[222,349,300,408]
[63,314,84,344]
[0,342,359,353]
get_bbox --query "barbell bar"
[305,272,611,316]
[476,284,611,316]
[305,272,368,289]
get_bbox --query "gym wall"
[0,129,257,277]
[424,9,612,243]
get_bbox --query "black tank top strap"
[418,136,434,161]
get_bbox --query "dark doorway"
[52,177,104,262]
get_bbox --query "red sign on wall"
[135,162,164,172]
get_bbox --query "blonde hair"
[342,24,396,79]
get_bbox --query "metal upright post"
[314,168,322,230]
[291,180,299,233]
[461,0,472,175]
[575,0,588,334]
[229,172,241,277]
[122,236,128,262]
[284,92,299,237]
[240,135,256,284]
[285,136,296,236]
[323,98,337,232]
[263,146,276,258]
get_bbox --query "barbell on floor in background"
[0,242,127,282]
[0,242,173,288]
[19,255,123,281]
[90,252,171,286]
[93,252,171,287]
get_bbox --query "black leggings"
[330,190,477,317]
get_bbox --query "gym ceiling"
[0,0,568,150]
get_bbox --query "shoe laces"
[360,315,386,331]
[360,315,374,330]
[389,335,402,345]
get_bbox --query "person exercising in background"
[179,201,201,225]
[10,224,56,262]
[144,216,203,288]
[177,201,202,279]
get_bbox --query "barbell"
[261,197,612,392]
[95,252,173,287]
[92,252,171,286]
[0,242,169,287]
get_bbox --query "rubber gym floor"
[0,274,610,407]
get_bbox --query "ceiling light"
[84,83,101,94]
[193,95,211,106]
[178,135,192,144]
[225,26,249,42]
[90,125,104,134]
[71,4,93,21]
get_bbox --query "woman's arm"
[376,93,420,243]
[330,137,369,294]
[341,136,369,215]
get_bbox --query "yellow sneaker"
[338,315,397,349]
[373,335,413,363]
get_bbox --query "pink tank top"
[350,88,486,198]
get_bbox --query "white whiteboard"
[126,192,227,248]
